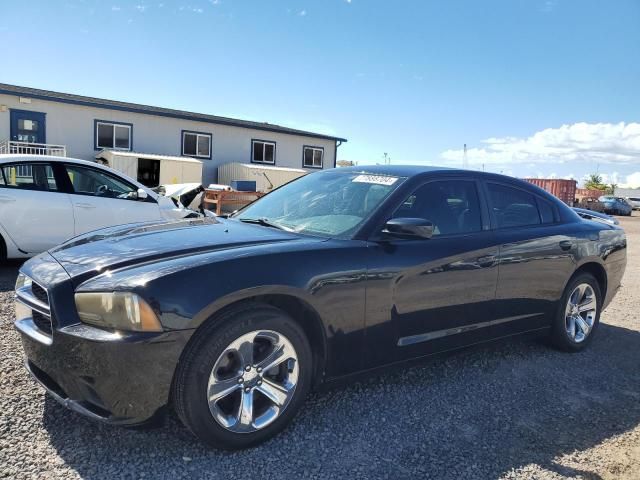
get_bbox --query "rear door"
[0,162,74,253]
[62,164,162,235]
[486,181,576,330]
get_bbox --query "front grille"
[16,274,54,341]
[31,283,49,305]
[32,310,53,335]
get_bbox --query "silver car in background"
[625,197,640,210]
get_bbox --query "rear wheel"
[173,303,312,449]
[0,234,6,264]
[550,273,601,352]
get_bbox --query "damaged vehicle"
[15,166,627,449]
[153,183,208,214]
[0,155,207,260]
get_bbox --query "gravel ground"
[1,215,639,480]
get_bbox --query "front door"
[62,163,163,235]
[10,110,46,145]
[364,178,500,367]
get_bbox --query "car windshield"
[234,170,404,238]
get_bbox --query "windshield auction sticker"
[352,175,399,186]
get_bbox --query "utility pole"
[383,152,391,165]
[463,144,468,169]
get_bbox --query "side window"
[537,197,556,224]
[488,183,540,229]
[65,165,137,199]
[393,180,482,236]
[0,164,58,191]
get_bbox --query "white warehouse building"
[0,83,346,187]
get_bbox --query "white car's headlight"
[15,273,32,291]
[74,292,162,332]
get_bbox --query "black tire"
[172,302,313,450]
[0,234,6,264]
[550,273,602,352]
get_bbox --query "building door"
[10,110,47,144]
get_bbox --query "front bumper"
[17,319,192,425]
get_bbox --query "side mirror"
[383,217,434,239]
[136,188,148,200]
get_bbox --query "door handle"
[0,195,16,203]
[559,240,573,251]
[75,203,97,209]
[477,255,496,267]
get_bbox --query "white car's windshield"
[234,170,404,238]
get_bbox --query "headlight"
[15,273,32,291]
[74,292,162,332]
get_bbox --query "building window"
[252,140,276,164]
[95,121,132,150]
[182,131,212,159]
[303,146,324,169]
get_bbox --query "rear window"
[487,183,540,229]
[0,163,58,191]
[537,198,556,224]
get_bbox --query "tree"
[584,174,607,191]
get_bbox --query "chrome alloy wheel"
[565,283,597,343]
[207,330,299,433]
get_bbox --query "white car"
[626,197,640,210]
[0,155,207,260]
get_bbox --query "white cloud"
[441,122,640,167]
[621,172,640,188]
[135,5,147,12]
[541,0,557,13]
[299,9,306,16]
[111,6,121,11]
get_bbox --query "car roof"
[0,154,101,168]
[0,154,157,197]
[334,164,530,184]
[335,164,456,177]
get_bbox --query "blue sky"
[1,0,639,186]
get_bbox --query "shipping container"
[575,188,606,200]
[523,178,577,205]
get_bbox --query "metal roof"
[0,83,347,143]
[95,149,203,164]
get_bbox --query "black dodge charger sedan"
[15,166,627,449]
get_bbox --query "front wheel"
[550,273,602,352]
[172,303,313,449]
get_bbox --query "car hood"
[48,217,312,281]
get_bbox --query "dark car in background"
[14,166,627,449]
[598,195,633,216]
